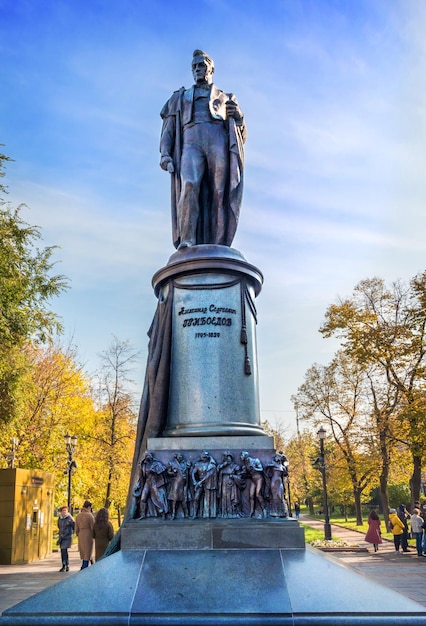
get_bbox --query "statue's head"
[192,49,214,85]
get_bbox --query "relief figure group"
[133,450,289,520]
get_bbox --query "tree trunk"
[104,467,113,509]
[306,496,315,516]
[379,468,389,528]
[353,488,363,525]
[410,453,422,509]
[377,421,390,527]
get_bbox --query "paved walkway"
[301,514,426,607]
[0,546,82,614]
[1,519,426,614]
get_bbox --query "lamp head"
[317,426,326,441]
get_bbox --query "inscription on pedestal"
[164,269,262,437]
[180,303,236,339]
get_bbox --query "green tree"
[0,152,68,423]
[0,148,12,195]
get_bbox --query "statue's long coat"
[160,84,246,249]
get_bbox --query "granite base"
[2,544,426,625]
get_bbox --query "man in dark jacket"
[57,505,74,572]
[397,503,411,552]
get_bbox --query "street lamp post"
[64,434,78,514]
[317,426,332,541]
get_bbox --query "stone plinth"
[152,245,264,437]
[121,517,305,550]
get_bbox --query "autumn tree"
[0,340,99,511]
[360,363,402,524]
[90,337,139,517]
[320,275,426,507]
[293,352,377,524]
[284,429,323,515]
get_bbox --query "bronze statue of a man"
[160,49,246,250]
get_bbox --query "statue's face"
[192,59,213,85]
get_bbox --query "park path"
[0,545,81,614]
[301,514,426,607]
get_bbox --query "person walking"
[294,502,301,520]
[420,505,426,555]
[397,504,411,552]
[75,500,95,569]
[410,507,424,557]
[57,505,74,572]
[389,508,405,553]
[93,507,114,561]
[364,509,382,552]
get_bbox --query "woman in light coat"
[410,508,424,556]
[75,500,95,569]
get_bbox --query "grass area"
[303,512,378,535]
[324,514,395,539]
[327,516,370,534]
[300,523,329,543]
[303,512,416,546]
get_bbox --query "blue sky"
[1,0,425,434]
